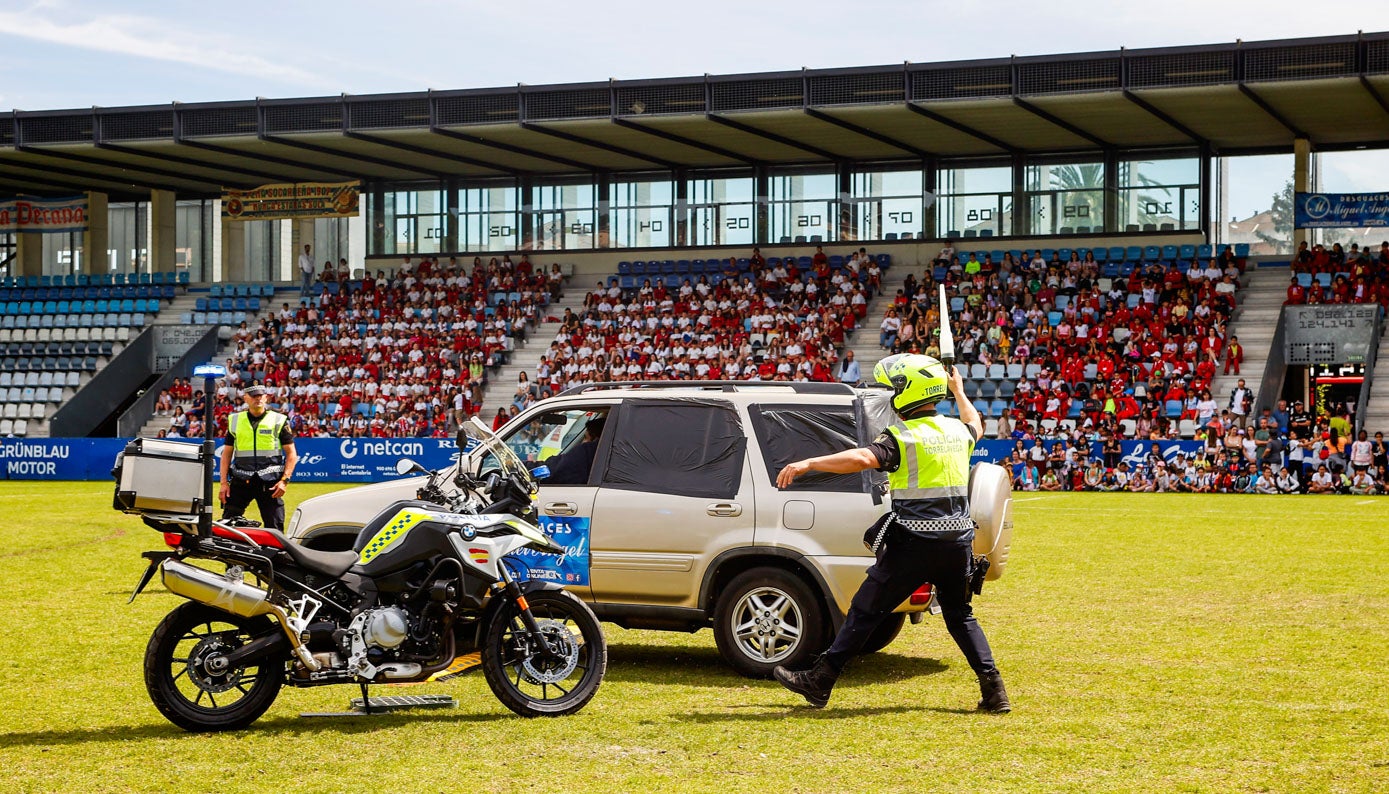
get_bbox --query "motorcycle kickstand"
[359,682,373,715]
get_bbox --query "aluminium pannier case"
[112,437,208,515]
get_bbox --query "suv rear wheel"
[860,613,905,654]
[713,567,826,678]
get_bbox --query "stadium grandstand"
[3,31,1389,493]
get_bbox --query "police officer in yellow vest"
[773,353,1009,712]
[218,384,298,530]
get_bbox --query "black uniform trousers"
[222,476,285,530]
[824,528,997,677]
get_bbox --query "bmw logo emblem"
[460,525,477,540]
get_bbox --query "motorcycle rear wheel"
[144,602,285,732]
[482,590,606,717]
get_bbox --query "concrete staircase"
[1211,266,1287,415]
[841,264,917,383]
[478,286,588,418]
[135,289,284,437]
[1358,331,1389,434]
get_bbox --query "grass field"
[0,482,1385,793]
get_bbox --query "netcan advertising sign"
[0,196,89,233]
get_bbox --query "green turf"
[0,483,1384,792]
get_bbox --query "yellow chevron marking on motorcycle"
[359,509,430,564]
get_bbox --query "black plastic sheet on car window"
[750,405,862,493]
[600,398,746,499]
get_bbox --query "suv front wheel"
[713,567,826,678]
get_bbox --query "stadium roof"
[2,31,1388,200]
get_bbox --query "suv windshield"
[463,416,534,488]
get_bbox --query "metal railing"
[116,325,221,438]
[1354,307,1383,435]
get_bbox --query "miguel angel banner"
[221,181,360,221]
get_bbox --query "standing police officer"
[772,354,1009,712]
[218,384,298,530]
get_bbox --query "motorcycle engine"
[361,607,409,649]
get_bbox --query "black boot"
[774,657,838,708]
[977,671,1011,713]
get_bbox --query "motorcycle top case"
[112,437,209,515]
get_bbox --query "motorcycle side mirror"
[530,465,551,480]
[396,459,427,476]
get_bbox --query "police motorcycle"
[118,417,606,731]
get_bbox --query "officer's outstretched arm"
[777,448,879,489]
[949,366,984,439]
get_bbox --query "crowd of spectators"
[1285,240,1389,306]
[503,246,885,416]
[1002,400,1389,494]
[878,241,1248,441]
[158,255,561,439]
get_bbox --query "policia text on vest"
[771,355,1009,713]
[218,386,298,530]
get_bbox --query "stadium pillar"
[754,167,769,246]
[149,189,177,273]
[13,233,42,277]
[220,217,247,282]
[83,191,108,275]
[1293,137,1312,251]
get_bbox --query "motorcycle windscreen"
[853,389,895,503]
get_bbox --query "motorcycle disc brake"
[518,619,580,685]
[186,634,245,694]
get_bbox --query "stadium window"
[528,179,597,251]
[769,170,836,244]
[312,216,350,269]
[1025,160,1105,236]
[0,233,13,278]
[458,181,519,253]
[686,173,755,247]
[107,202,147,274]
[936,165,1011,239]
[1117,156,1200,234]
[241,220,282,282]
[176,200,214,283]
[850,169,924,241]
[611,175,673,249]
[380,189,447,256]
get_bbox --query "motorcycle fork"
[495,565,545,640]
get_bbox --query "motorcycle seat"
[266,530,359,578]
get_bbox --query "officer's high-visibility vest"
[229,409,288,481]
[886,411,975,541]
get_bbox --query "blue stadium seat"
[1296,273,1312,288]
[1179,244,1196,260]
[617,262,632,275]
[1161,245,1178,261]
[1196,244,1212,259]
[1234,244,1250,258]
[1143,245,1161,261]
[1164,400,1183,418]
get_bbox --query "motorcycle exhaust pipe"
[161,559,273,618]
[160,559,320,671]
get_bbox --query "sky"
[2,0,1388,218]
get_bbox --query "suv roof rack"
[554,380,858,398]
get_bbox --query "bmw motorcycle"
[123,418,606,731]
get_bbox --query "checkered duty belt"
[892,515,977,535]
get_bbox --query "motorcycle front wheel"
[482,589,606,717]
[144,602,285,732]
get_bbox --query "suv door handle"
[707,503,742,517]
[544,501,578,516]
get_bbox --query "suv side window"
[600,398,745,499]
[750,404,862,492]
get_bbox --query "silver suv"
[286,381,933,677]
